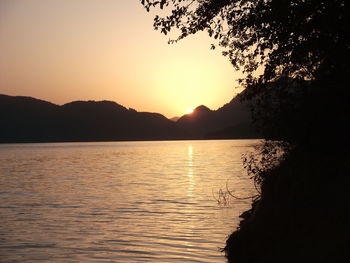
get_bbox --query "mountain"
[0,93,258,143]
[176,95,258,139]
[0,94,184,143]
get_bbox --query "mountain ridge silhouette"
[0,93,259,143]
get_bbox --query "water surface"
[0,140,258,262]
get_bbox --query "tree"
[141,0,348,81]
[140,1,350,262]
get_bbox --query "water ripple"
[0,140,258,262]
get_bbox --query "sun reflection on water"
[187,144,194,198]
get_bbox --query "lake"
[0,140,259,262]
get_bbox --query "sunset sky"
[0,0,242,118]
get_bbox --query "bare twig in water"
[225,181,259,201]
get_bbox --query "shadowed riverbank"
[224,145,350,262]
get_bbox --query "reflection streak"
[187,144,194,198]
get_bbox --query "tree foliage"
[140,0,349,80]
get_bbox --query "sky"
[0,0,242,118]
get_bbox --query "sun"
[185,108,194,115]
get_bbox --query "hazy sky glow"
[0,0,241,117]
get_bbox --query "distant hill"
[176,95,259,139]
[0,94,185,143]
[0,93,258,143]
[170,116,180,122]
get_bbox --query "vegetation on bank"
[141,0,350,261]
[225,143,350,262]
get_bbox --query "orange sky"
[0,0,242,118]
